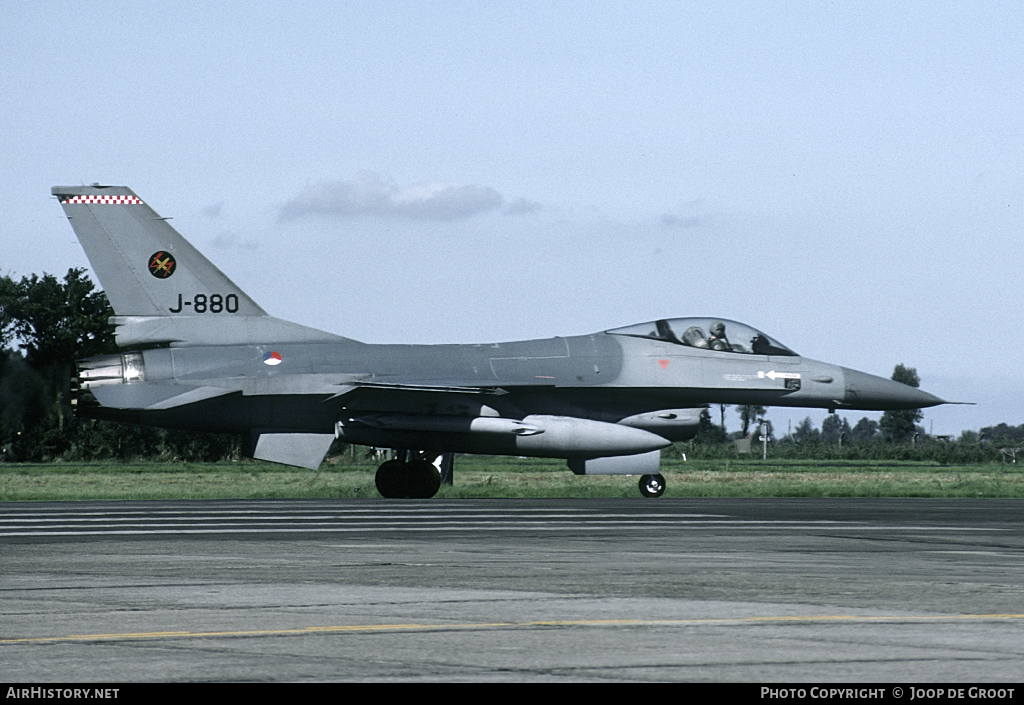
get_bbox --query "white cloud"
[504,197,544,215]
[212,231,258,250]
[280,171,505,221]
[202,202,224,218]
[659,213,704,229]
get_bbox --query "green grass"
[2,455,1024,500]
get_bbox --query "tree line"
[693,364,930,446]
[1,269,1020,464]
[0,269,239,462]
[687,365,1023,463]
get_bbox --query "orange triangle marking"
[658,359,670,369]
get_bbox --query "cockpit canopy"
[606,317,798,357]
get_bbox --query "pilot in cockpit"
[708,321,731,351]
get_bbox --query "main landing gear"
[375,451,442,499]
[639,473,666,498]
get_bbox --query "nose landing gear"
[639,473,666,498]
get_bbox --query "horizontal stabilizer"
[89,383,238,410]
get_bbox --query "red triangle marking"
[658,359,670,369]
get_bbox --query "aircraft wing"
[334,381,511,397]
[87,383,239,410]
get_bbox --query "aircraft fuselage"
[56,184,948,495]
[76,329,941,459]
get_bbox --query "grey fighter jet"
[54,185,945,498]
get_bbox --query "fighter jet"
[54,185,946,498]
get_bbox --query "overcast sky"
[4,1,1022,437]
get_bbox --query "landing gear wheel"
[406,459,441,499]
[375,460,405,499]
[639,473,666,498]
[374,456,442,499]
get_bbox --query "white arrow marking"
[758,370,801,381]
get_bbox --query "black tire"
[639,473,666,498]
[407,459,441,499]
[375,459,405,498]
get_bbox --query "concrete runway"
[2,498,1023,682]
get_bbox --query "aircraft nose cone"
[842,368,945,410]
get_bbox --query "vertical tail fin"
[53,185,343,347]
[53,185,265,317]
